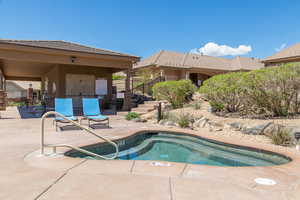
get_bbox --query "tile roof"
[134,50,263,71]
[230,56,264,70]
[264,42,300,62]
[0,39,138,58]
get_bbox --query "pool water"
[66,132,290,166]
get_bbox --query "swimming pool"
[66,132,291,166]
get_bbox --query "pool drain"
[254,178,277,185]
[150,161,171,167]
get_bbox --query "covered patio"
[0,40,139,113]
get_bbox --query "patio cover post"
[122,68,132,111]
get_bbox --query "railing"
[132,76,165,95]
[40,111,119,160]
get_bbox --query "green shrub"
[177,113,192,128]
[270,127,293,146]
[7,101,26,107]
[125,112,140,120]
[209,101,224,112]
[242,63,300,116]
[152,80,197,109]
[112,74,125,80]
[199,72,246,113]
[199,63,300,117]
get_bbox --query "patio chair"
[81,98,109,128]
[54,98,78,131]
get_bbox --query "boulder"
[193,117,209,128]
[158,120,165,125]
[286,126,300,141]
[241,122,273,135]
[229,122,244,131]
[262,123,284,137]
[193,115,204,122]
[208,121,224,132]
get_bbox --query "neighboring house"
[6,81,41,102]
[0,40,139,111]
[134,50,264,86]
[263,42,300,66]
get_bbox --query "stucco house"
[0,40,139,111]
[134,50,264,86]
[6,80,41,102]
[263,42,300,66]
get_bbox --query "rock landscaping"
[134,99,299,148]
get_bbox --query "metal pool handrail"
[41,111,119,160]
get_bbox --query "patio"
[0,108,300,200]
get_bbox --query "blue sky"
[0,0,299,59]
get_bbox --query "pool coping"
[29,126,300,173]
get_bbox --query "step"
[138,104,157,109]
[117,111,147,116]
[144,101,159,105]
[117,111,129,116]
[131,107,156,113]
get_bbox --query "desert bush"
[242,63,300,116]
[270,126,294,146]
[199,72,246,112]
[125,112,140,120]
[177,113,193,128]
[152,80,197,109]
[199,63,300,117]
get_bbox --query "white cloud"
[275,43,287,52]
[191,42,252,57]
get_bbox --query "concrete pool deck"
[1,108,300,199]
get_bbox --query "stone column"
[122,68,132,111]
[0,68,3,90]
[160,69,165,81]
[185,70,190,80]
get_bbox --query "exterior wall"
[5,82,40,102]
[7,91,25,99]
[6,81,27,99]
[158,67,210,85]
[59,64,113,99]
[42,65,114,108]
[163,69,182,81]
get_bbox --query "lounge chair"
[81,98,109,128]
[54,98,78,131]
